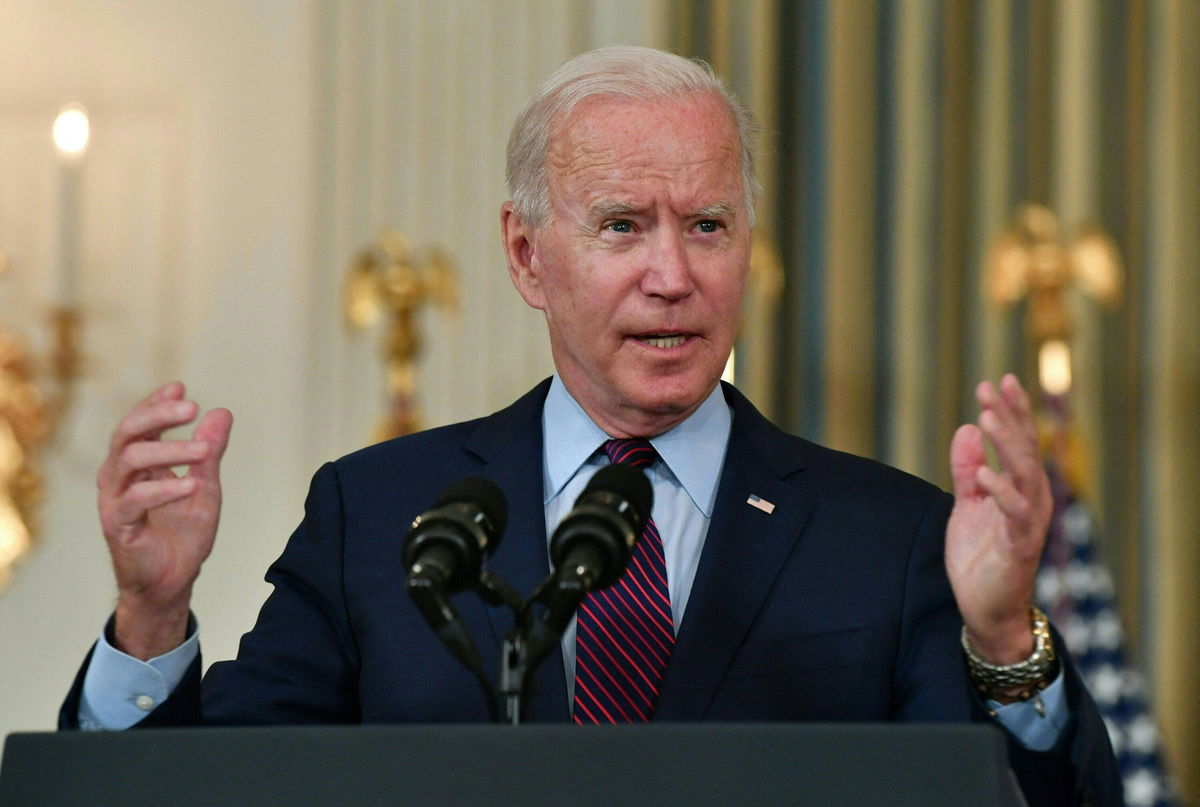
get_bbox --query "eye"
[695,220,723,233]
[604,220,634,234]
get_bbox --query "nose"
[640,230,694,300]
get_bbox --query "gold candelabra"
[0,252,82,591]
[0,102,90,590]
[344,230,457,442]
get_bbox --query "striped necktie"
[572,438,674,723]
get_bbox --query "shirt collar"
[542,375,731,517]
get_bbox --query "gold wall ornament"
[983,204,1124,495]
[984,203,1123,395]
[344,230,457,442]
[0,255,82,591]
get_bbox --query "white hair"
[505,45,760,228]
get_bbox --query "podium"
[1,723,1027,806]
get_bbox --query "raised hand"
[97,382,233,659]
[946,374,1052,664]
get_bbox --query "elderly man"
[62,47,1119,805]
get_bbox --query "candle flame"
[53,104,90,159]
[1039,340,1073,396]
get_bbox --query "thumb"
[189,408,233,482]
[949,423,986,499]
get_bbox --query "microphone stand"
[498,634,531,726]
[411,564,583,726]
[468,568,590,726]
[475,571,537,726]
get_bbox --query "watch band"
[962,606,1060,709]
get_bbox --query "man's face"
[503,91,751,437]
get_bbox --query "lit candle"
[52,103,89,308]
[1038,339,1073,396]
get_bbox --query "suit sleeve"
[59,461,362,728]
[200,461,362,724]
[891,491,1123,807]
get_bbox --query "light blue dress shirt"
[81,375,1067,749]
[541,375,729,703]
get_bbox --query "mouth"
[634,333,689,349]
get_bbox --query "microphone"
[403,477,507,683]
[403,476,508,594]
[524,462,654,671]
[550,462,653,591]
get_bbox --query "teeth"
[641,334,686,348]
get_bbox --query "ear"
[501,201,547,311]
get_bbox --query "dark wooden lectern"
[1,723,1028,806]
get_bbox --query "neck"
[560,380,719,440]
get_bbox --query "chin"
[624,377,716,417]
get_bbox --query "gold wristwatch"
[961,606,1060,716]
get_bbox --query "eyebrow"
[695,202,737,220]
[590,201,639,219]
[588,200,739,220]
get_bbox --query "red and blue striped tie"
[572,438,674,723]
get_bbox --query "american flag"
[1036,474,1180,807]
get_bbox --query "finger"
[1000,374,1036,440]
[109,440,210,490]
[187,408,233,484]
[110,477,198,527]
[109,399,199,456]
[949,424,986,499]
[984,391,1051,475]
[974,379,998,411]
[976,378,1024,439]
[978,407,1041,488]
[970,377,1044,493]
[99,383,187,484]
[146,381,186,406]
[974,465,1033,527]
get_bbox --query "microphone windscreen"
[584,463,653,529]
[434,476,508,537]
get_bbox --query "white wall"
[0,0,323,734]
[0,0,665,736]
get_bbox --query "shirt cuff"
[987,668,1068,752]
[78,617,199,730]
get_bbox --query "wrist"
[114,591,192,660]
[964,611,1035,665]
[962,606,1059,708]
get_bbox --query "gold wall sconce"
[344,230,457,442]
[984,203,1123,496]
[985,203,1123,398]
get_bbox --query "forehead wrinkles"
[544,95,741,210]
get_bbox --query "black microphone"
[522,462,653,673]
[403,476,508,595]
[549,462,653,592]
[403,476,507,684]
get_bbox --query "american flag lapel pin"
[746,494,776,514]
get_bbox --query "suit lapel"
[462,378,569,722]
[656,384,815,720]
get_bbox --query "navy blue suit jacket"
[62,380,1121,805]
